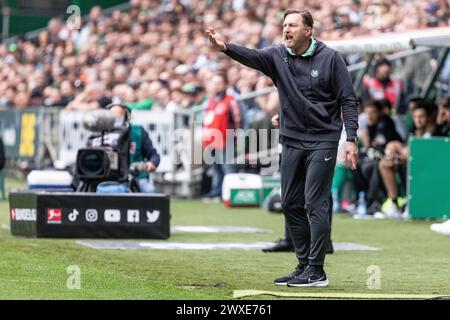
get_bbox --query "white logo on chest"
[311,69,319,78]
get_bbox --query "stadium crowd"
[0,0,450,217]
[0,0,449,111]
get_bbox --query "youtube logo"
[47,208,62,224]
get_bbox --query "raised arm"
[205,27,277,80]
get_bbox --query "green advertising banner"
[0,109,21,159]
[0,109,40,161]
[230,189,261,206]
[408,137,450,220]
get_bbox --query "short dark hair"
[283,9,314,28]
[440,96,450,110]
[412,103,430,117]
[364,100,383,113]
[374,58,391,71]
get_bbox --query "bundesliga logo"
[47,208,62,224]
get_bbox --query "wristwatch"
[347,137,359,143]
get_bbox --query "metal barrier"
[58,110,91,167]
[58,110,176,173]
[0,107,176,173]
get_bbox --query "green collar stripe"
[287,37,317,57]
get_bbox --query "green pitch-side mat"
[408,137,450,220]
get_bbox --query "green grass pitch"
[0,178,449,299]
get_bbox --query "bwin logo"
[146,210,160,223]
[310,69,319,77]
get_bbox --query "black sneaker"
[287,266,329,287]
[274,264,307,286]
[262,238,294,253]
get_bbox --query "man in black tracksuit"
[206,9,359,287]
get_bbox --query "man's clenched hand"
[271,114,279,127]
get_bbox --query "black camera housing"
[74,125,132,192]
[76,147,120,180]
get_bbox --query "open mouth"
[285,35,293,41]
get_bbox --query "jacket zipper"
[305,56,312,133]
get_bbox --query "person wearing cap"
[182,83,207,109]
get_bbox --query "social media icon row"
[48,208,161,224]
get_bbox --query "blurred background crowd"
[0,0,449,111]
[0,0,450,218]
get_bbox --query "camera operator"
[109,104,160,193]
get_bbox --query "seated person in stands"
[109,104,160,193]
[378,102,436,218]
[433,96,450,137]
[353,100,403,216]
[403,97,426,134]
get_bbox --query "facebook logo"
[127,210,140,223]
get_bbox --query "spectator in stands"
[127,82,157,111]
[433,96,450,137]
[66,82,112,110]
[182,83,206,110]
[13,91,31,109]
[58,80,75,106]
[353,100,403,217]
[378,101,438,219]
[0,0,448,113]
[362,59,408,114]
[202,72,241,199]
[404,97,426,133]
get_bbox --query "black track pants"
[280,144,338,266]
[284,193,333,245]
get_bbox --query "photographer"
[109,104,160,193]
